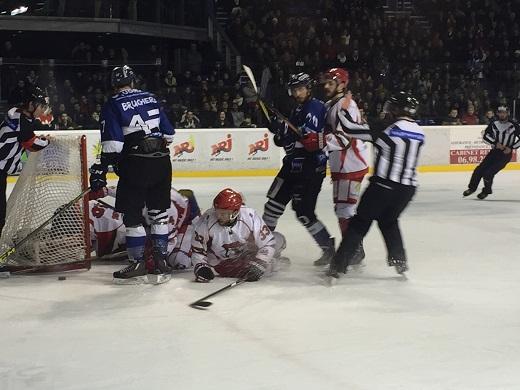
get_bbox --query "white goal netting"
[0,135,90,272]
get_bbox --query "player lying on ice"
[88,186,201,274]
[191,188,287,283]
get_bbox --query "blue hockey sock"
[126,225,146,263]
[149,210,169,259]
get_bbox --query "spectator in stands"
[214,111,233,128]
[1,41,16,58]
[179,111,201,129]
[480,109,496,124]
[442,108,462,125]
[8,80,28,105]
[198,102,216,128]
[240,115,256,128]
[230,102,245,127]
[79,95,91,115]
[164,70,177,93]
[55,113,76,130]
[84,111,100,129]
[461,105,479,125]
[26,70,39,86]
[71,103,86,128]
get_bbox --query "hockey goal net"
[0,135,91,273]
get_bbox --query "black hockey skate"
[313,237,335,266]
[387,257,408,275]
[347,242,366,271]
[149,258,172,284]
[463,188,476,197]
[113,262,148,284]
[477,190,489,200]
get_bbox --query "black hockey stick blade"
[188,278,247,310]
[189,301,213,310]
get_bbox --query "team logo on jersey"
[248,133,269,155]
[173,136,195,157]
[211,134,232,156]
[221,241,244,258]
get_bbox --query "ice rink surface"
[2,171,520,390]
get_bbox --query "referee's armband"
[22,135,50,152]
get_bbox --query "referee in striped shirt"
[463,106,520,199]
[0,87,50,236]
[328,91,424,277]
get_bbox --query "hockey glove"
[89,163,108,192]
[301,132,326,152]
[267,116,281,135]
[194,263,215,283]
[243,259,267,282]
[88,187,108,200]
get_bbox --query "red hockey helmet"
[324,68,349,85]
[213,188,243,226]
[213,188,243,211]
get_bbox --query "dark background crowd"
[0,0,519,129]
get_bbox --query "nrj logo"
[211,134,232,156]
[248,133,269,155]
[173,136,195,157]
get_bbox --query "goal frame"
[1,135,92,274]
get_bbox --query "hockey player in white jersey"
[315,68,369,266]
[192,188,286,283]
[88,187,200,270]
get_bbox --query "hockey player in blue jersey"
[262,73,335,265]
[89,65,175,284]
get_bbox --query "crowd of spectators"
[221,0,520,124]
[0,37,263,129]
[1,0,519,128]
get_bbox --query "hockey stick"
[96,199,116,210]
[242,64,271,122]
[0,188,91,266]
[189,277,248,310]
[242,65,302,137]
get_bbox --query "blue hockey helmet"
[287,73,314,96]
[111,65,135,88]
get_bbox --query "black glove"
[194,263,215,283]
[243,259,266,282]
[267,116,282,135]
[89,163,108,192]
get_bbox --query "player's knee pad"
[263,199,286,230]
[335,202,357,219]
[147,209,168,236]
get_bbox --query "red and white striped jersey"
[325,94,369,180]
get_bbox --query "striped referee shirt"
[0,108,48,174]
[482,120,520,149]
[338,115,425,187]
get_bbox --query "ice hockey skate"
[113,262,148,285]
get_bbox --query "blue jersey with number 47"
[99,88,175,154]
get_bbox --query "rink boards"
[13,126,518,181]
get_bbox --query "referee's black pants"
[332,179,416,271]
[0,170,7,237]
[468,148,512,194]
